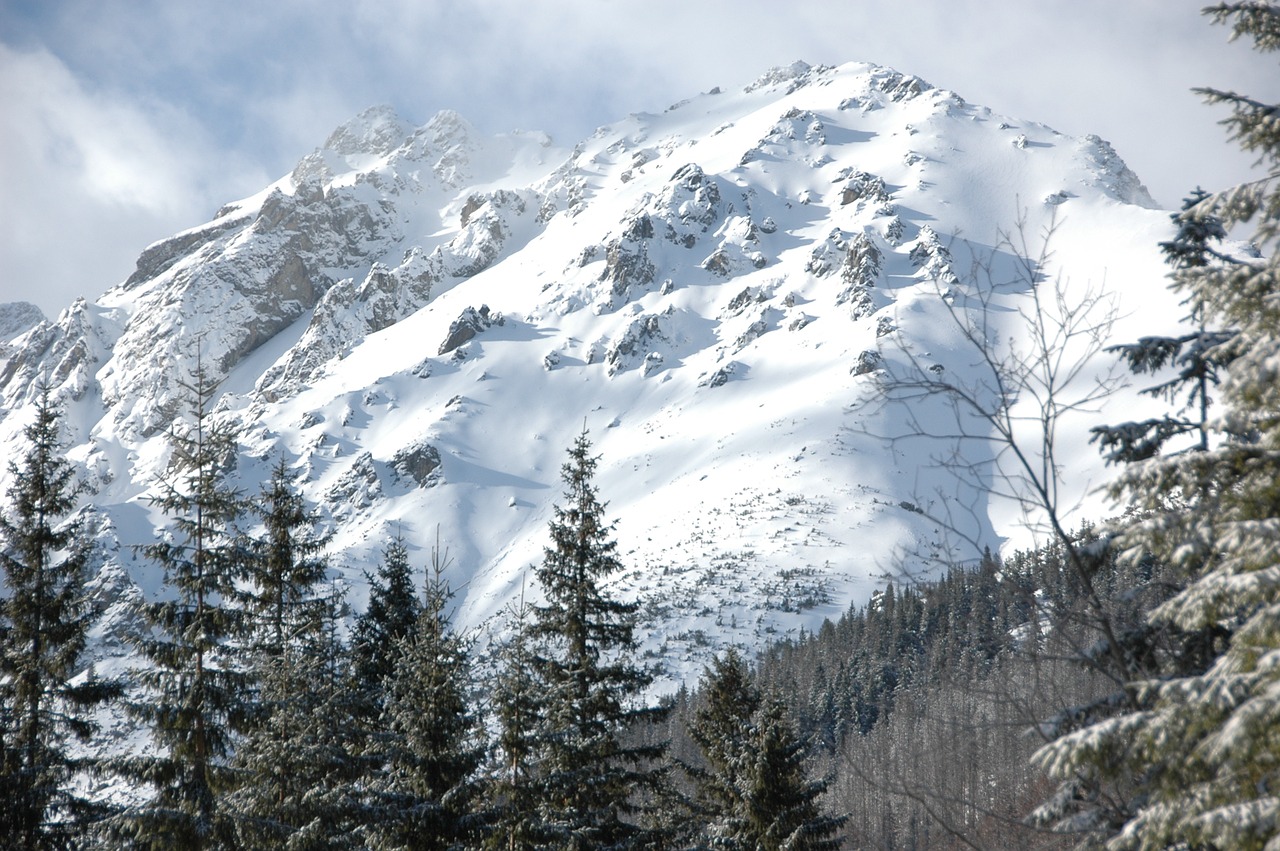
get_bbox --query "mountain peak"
[423,107,474,136]
[322,104,416,157]
[0,302,45,341]
[744,60,816,93]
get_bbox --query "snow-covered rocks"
[0,58,1183,694]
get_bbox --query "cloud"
[328,0,1272,210]
[0,42,270,316]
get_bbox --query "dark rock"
[852,350,882,376]
[438,305,503,355]
[392,442,442,487]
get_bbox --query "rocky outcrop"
[600,232,656,300]
[700,359,745,388]
[657,164,723,246]
[392,442,442,487]
[837,233,883,320]
[838,170,892,209]
[605,312,668,376]
[744,61,817,95]
[322,105,415,157]
[439,305,504,356]
[852,349,883,376]
[908,225,959,288]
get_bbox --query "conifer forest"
[3,6,1280,849]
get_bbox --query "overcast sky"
[1,0,1274,318]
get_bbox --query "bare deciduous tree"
[846,212,1159,847]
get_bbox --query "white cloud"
[0,43,269,316]
[331,0,1273,208]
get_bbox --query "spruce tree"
[367,543,485,851]
[524,429,668,849]
[243,457,330,662]
[689,652,844,850]
[228,586,370,850]
[687,649,761,844]
[105,362,251,850]
[1035,5,1280,848]
[0,387,117,849]
[742,699,845,851]
[228,463,369,849]
[1091,187,1239,463]
[486,590,547,851]
[351,532,420,707]
[1,680,19,842]
[1032,191,1242,840]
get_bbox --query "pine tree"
[228,586,370,850]
[105,362,252,850]
[522,429,668,849]
[486,590,547,851]
[1091,187,1239,463]
[0,387,117,849]
[243,457,330,662]
[367,541,485,851]
[351,532,420,708]
[687,649,761,845]
[1035,5,1280,848]
[689,652,844,850]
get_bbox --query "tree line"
[0,382,844,849]
[0,366,1234,850]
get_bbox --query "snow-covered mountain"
[0,60,1182,686]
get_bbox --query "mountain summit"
[0,60,1176,684]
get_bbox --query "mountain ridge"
[0,59,1178,687]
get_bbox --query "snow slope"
[0,61,1184,687]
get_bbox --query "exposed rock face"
[327,451,382,513]
[122,216,250,290]
[257,259,435,400]
[439,305,504,355]
[1077,134,1157,208]
[392,442,442,487]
